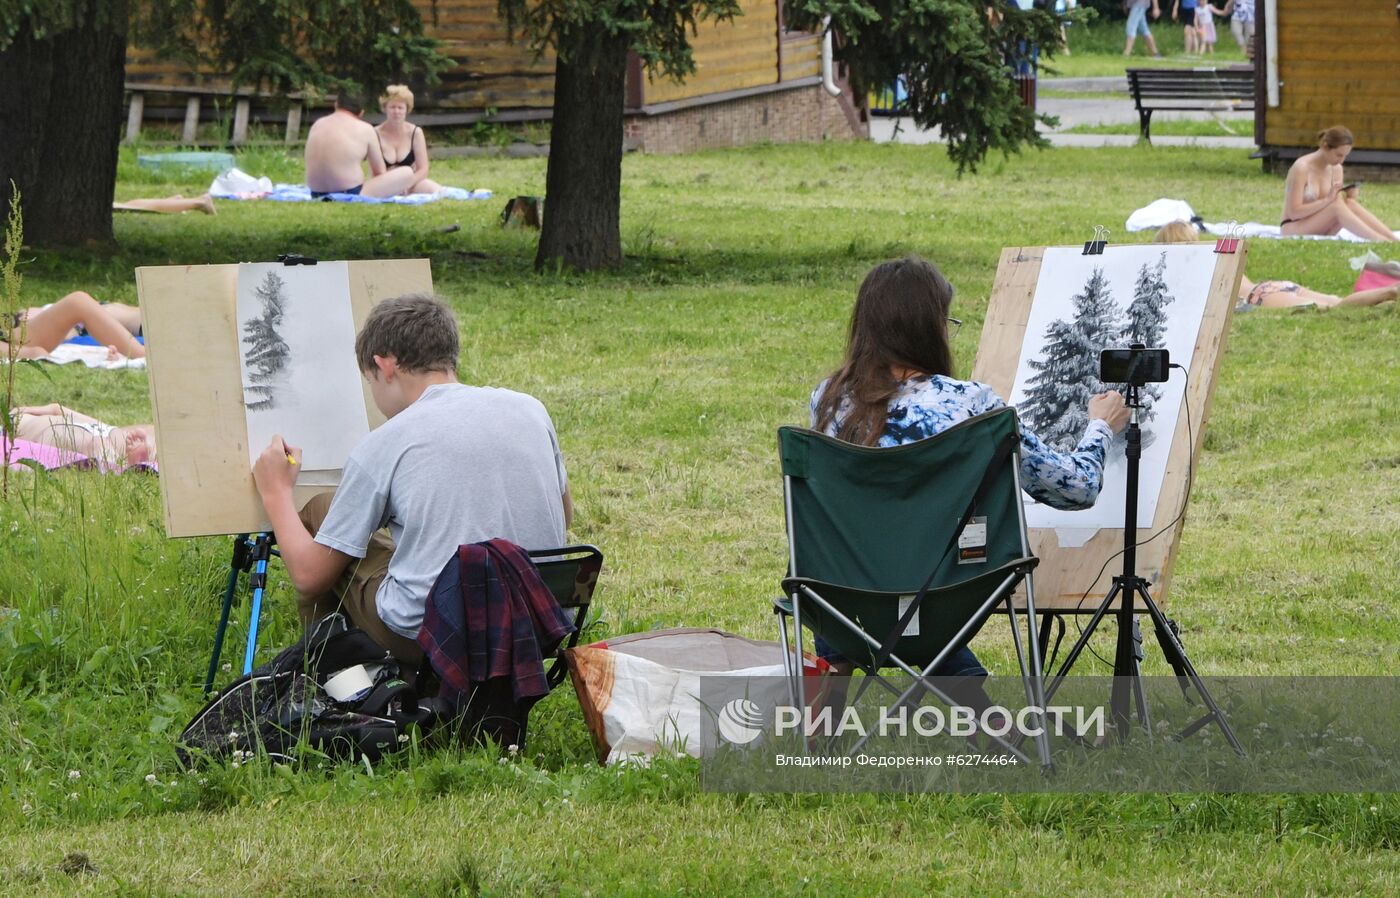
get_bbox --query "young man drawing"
[251,294,573,665]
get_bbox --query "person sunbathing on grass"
[304,92,422,200]
[1154,221,1400,309]
[2,290,145,360]
[10,404,157,468]
[113,194,216,215]
[1280,126,1398,243]
[374,84,443,196]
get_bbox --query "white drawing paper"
[1007,244,1216,532]
[236,262,368,472]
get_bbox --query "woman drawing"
[809,256,1128,686]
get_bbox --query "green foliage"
[785,0,1067,171]
[1,183,22,498]
[0,0,125,51]
[497,0,741,79]
[127,0,450,99]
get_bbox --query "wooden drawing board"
[971,242,1245,612]
[136,259,434,538]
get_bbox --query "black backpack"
[177,615,422,766]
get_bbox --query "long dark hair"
[813,256,956,446]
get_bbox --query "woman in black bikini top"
[375,84,442,195]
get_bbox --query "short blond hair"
[380,84,414,113]
[1153,220,1199,243]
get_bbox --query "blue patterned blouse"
[811,375,1112,510]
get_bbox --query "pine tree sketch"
[1019,266,1121,452]
[241,271,292,411]
[1116,252,1176,425]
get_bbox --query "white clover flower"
[145,774,158,785]
[397,733,409,744]
[507,744,519,755]
[67,792,78,801]
[231,760,240,769]
[68,769,81,781]
[20,803,32,814]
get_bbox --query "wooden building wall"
[645,0,782,105]
[126,0,816,113]
[1263,1,1400,151]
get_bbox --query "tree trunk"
[0,5,127,247]
[535,27,630,272]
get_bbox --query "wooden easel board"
[971,242,1245,612]
[137,259,433,538]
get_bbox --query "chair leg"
[776,608,797,706]
[790,593,808,753]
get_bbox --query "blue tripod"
[204,532,279,693]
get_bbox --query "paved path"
[870,95,1254,149]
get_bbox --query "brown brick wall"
[626,84,865,155]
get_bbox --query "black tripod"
[1041,382,1245,756]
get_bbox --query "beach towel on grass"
[40,344,145,370]
[1,437,154,474]
[209,168,492,204]
[1126,198,1400,243]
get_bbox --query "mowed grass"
[1,140,1398,896]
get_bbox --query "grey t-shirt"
[314,382,568,638]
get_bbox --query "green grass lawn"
[1,140,1398,896]
[1063,117,1252,137]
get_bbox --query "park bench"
[1125,67,1255,142]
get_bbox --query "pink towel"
[1353,270,1400,293]
[2,437,92,470]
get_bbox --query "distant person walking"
[1221,0,1255,58]
[1123,0,1163,58]
[1172,0,1199,54]
[1195,2,1221,54]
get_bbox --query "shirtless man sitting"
[304,93,421,199]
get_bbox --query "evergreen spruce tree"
[1119,252,1174,421]
[1019,266,1121,452]
[241,271,291,410]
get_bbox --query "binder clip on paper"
[1214,222,1243,255]
[1083,225,1109,256]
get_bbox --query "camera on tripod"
[1099,343,1169,386]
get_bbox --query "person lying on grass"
[1154,221,1400,309]
[250,293,573,668]
[11,404,157,468]
[1,290,145,360]
[809,256,1129,717]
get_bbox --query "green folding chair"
[774,407,1052,768]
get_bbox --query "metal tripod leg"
[205,534,252,693]
[241,533,276,675]
[1134,581,1246,757]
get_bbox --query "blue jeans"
[1125,5,1152,37]
[813,634,988,678]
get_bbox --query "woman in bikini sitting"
[11,404,157,469]
[2,291,145,360]
[1280,126,1397,243]
[374,84,442,196]
[1155,221,1400,309]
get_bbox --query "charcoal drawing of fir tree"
[241,271,292,411]
[1019,267,1121,452]
[1119,252,1175,423]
